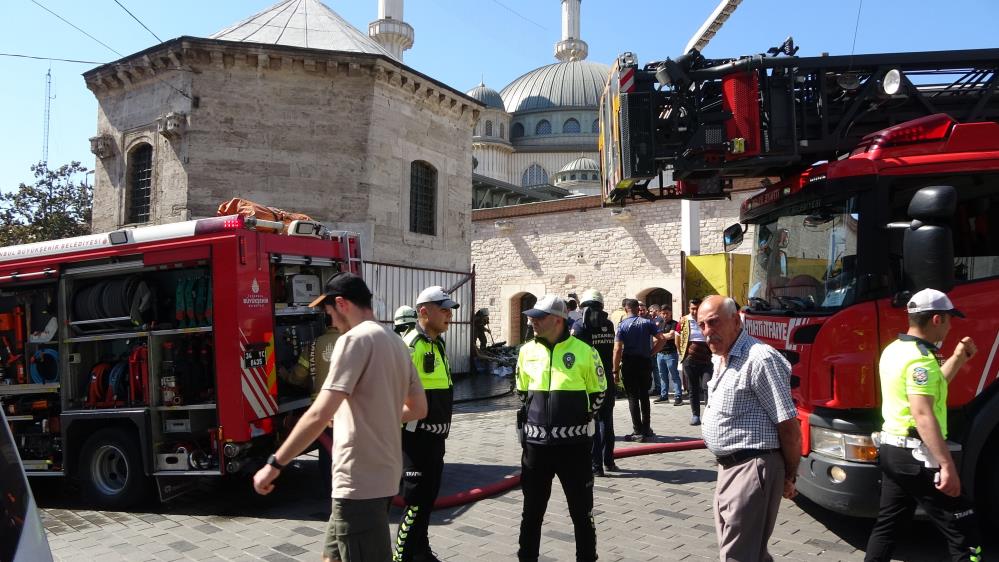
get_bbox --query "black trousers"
[519,441,597,562]
[395,430,446,561]
[683,359,712,418]
[591,394,615,469]
[621,354,652,435]
[864,444,982,562]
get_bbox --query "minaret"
[368,0,414,61]
[554,0,588,62]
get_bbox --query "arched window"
[409,161,437,236]
[563,118,580,134]
[127,143,153,224]
[499,123,505,139]
[570,174,577,181]
[591,173,598,180]
[592,119,599,133]
[521,164,549,187]
[485,120,493,136]
[535,120,551,135]
[511,123,525,139]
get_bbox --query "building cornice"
[84,36,482,124]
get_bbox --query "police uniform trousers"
[591,392,615,470]
[864,444,982,562]
[519,440,597,562]
[621,354,652,435]
[395,430,446,561]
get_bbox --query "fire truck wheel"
[79,428,150,509]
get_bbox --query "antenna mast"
[42,68,55,163]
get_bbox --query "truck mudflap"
[796,452,882,518]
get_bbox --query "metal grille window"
[592,119,599,133]
[409,161,437,236]
[512,123,525,138]
[563,118,580,134]
[485,120,493,136]
[128,144,153,224]
[521,164,549,187]
[535,119,551,135]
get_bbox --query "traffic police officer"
[570,289,620,476]
[394,287,457,562]
[517,294,607,562]
[865,288,983,562]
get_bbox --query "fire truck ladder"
[634,45,999,183]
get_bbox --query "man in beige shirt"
[253,273,427,562]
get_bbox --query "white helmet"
[393,305,417,327]
[579,289,603,306]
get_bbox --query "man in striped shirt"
[698,295,801,562]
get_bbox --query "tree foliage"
[0,161,93,246]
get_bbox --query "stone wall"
[86,38,479,271]
[471,192,755,344]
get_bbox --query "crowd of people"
[251,273,983,562]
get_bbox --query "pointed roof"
[210,0,395,58]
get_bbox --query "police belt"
[878,432,922,449]
[405,421,450,436]
[715,448,780,469]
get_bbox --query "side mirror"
[888,185,956,292]
[723,223,745,252]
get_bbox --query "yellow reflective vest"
[517,333,607,445]
[403,327,454,437]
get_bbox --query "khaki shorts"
[323,497,392,562]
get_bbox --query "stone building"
[83,0,479,271]
[471,190,757,345]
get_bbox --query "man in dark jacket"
[571,289,620,477]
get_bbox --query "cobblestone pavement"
[38,385,986,561]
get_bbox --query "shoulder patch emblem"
[912,366,929,386]
[563,352,576,369]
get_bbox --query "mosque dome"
[558,156,599,174]
[465,83,506,111]
[500,60,611,114]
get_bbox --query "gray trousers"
[713,451,784,562]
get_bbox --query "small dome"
[559,157,599,174]
[466,82,505,110]
[500,60,611,114]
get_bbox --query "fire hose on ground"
[339,434,705,509]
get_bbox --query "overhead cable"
[112,0,164,43]
[29,0,123,57]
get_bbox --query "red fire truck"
[600,43,999,524]
[0,214,360,508]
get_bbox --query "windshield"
[747,197,859,313]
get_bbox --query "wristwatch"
[266,454,286,471]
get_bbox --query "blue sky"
[1,0,997,193]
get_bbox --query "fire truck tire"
[79,428,150,509]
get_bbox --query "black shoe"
[653,396,669,403]
[605,462,621,472]
[690,415,701,426]
[673,398,683,406]
[624,433,645,443]
[592,466,605,477]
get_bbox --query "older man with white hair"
[698,295,801,562]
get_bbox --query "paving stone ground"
[38,380,989,561]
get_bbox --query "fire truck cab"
[0,214,359,508]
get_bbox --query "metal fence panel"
[362,261,474,374]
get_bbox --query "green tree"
[0,161,93,246]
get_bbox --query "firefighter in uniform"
[864,289,983,562]
[277,319,340,496]
[394,287,458,562]
[569,289,620,476]
[517,294,607,562]
[394,305,418,335]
